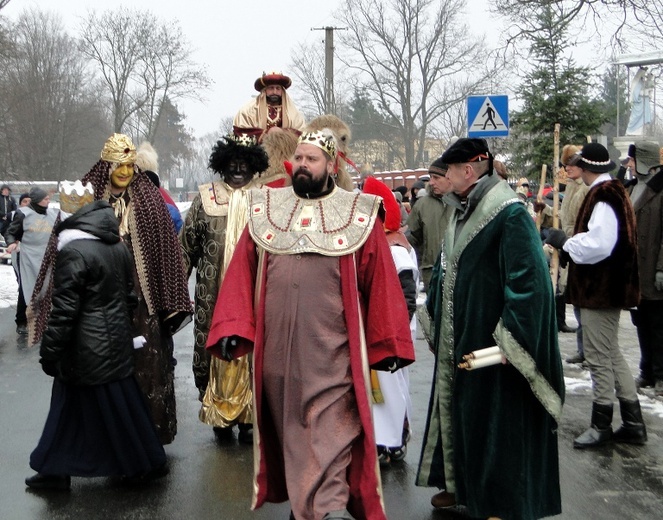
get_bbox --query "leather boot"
[573,402,613,449]
[556,295,576,333]
[614,399,647,445]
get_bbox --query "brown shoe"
[431,490,456,508]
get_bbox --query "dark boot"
[25,473,71,490]
[556,295,576,333]
[573,402,613,449]
[614,399,647,445]
[238,423,253,445]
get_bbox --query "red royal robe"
[207,224,415,519]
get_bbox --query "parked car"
[0,238,11,265]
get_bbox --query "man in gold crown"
[180,133,271,444]
[233,71,306,141]
[76,133,192,445]
[206,129,415,520]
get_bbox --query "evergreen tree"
[509,4,607,178]
[599,64,630,141]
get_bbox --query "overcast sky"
[4,0,345,138]
[4,0,623,141]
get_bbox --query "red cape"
[207,224,414,519]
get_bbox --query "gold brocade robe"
[180,180,260,427]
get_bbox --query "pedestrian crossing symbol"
[467,95,509,138]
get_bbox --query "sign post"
[467,95,509,138]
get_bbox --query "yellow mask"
[110,163,135,189]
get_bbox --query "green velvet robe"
[416,180,565,520]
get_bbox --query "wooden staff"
[550,123,561,294]
[535,164,547,232]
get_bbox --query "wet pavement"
[1,269,662,519]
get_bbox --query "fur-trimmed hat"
[560,144,581,166]
[135,142,159,172]
[209,134,269,175]
[254,72,292,92]
[362,177,401,232]
[441,138,490,165]
[574,143,616,173]
[632,142,661,176]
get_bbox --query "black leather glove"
[40,359,58,378]
[544,228,568,250]
[371,356,400,373]
[219,336,239,361]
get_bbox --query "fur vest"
[567,180,639,309]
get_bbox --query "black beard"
[266,95,282,105]
[292,167,329,198]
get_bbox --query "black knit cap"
[440,138,490,165]
[576,143,616,173]
[428,155,448,175]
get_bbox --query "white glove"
[133,336,147,349]
[655,272,663,292]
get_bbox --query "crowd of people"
[0,70,659,520]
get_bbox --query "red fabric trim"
[206,225,415,518]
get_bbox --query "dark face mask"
[223,160,254,189]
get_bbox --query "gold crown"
[298,129,337,159]
[59,180,94,214]
[230,133,258,147]
[100,133,136,165]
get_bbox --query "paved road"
[1,281,662,519]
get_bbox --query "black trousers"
[631,299,663,381]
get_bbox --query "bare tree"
[493,0,663,51]
[336,0,501,168]
[79,9,211,141]
[0,9,110,180]
[290,42,327,117]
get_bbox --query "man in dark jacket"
[0,184,17,238]
[406,157,452,291]
[626,142,663,396]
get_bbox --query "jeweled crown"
[298,129,337,160]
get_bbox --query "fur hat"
[560,144,581,166]
[209,133,269,176]
[441,138,490,165]
[135,142,159,172]
[254,72,292,92]
[575,143,616,173]
[632,142,661,176]
[362,177,401,232]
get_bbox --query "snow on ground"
[0,264,18,309]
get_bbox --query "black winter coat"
[40,200,137,386]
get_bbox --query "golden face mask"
[110,163,135,189]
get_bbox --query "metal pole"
[616,66,620,137]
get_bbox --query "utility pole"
[312,26,346,115]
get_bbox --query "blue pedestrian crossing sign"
[467,95,509,138]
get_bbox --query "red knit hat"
[362,177,401,232]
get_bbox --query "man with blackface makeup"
[180,133,271,444]
[206,129,415,520]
